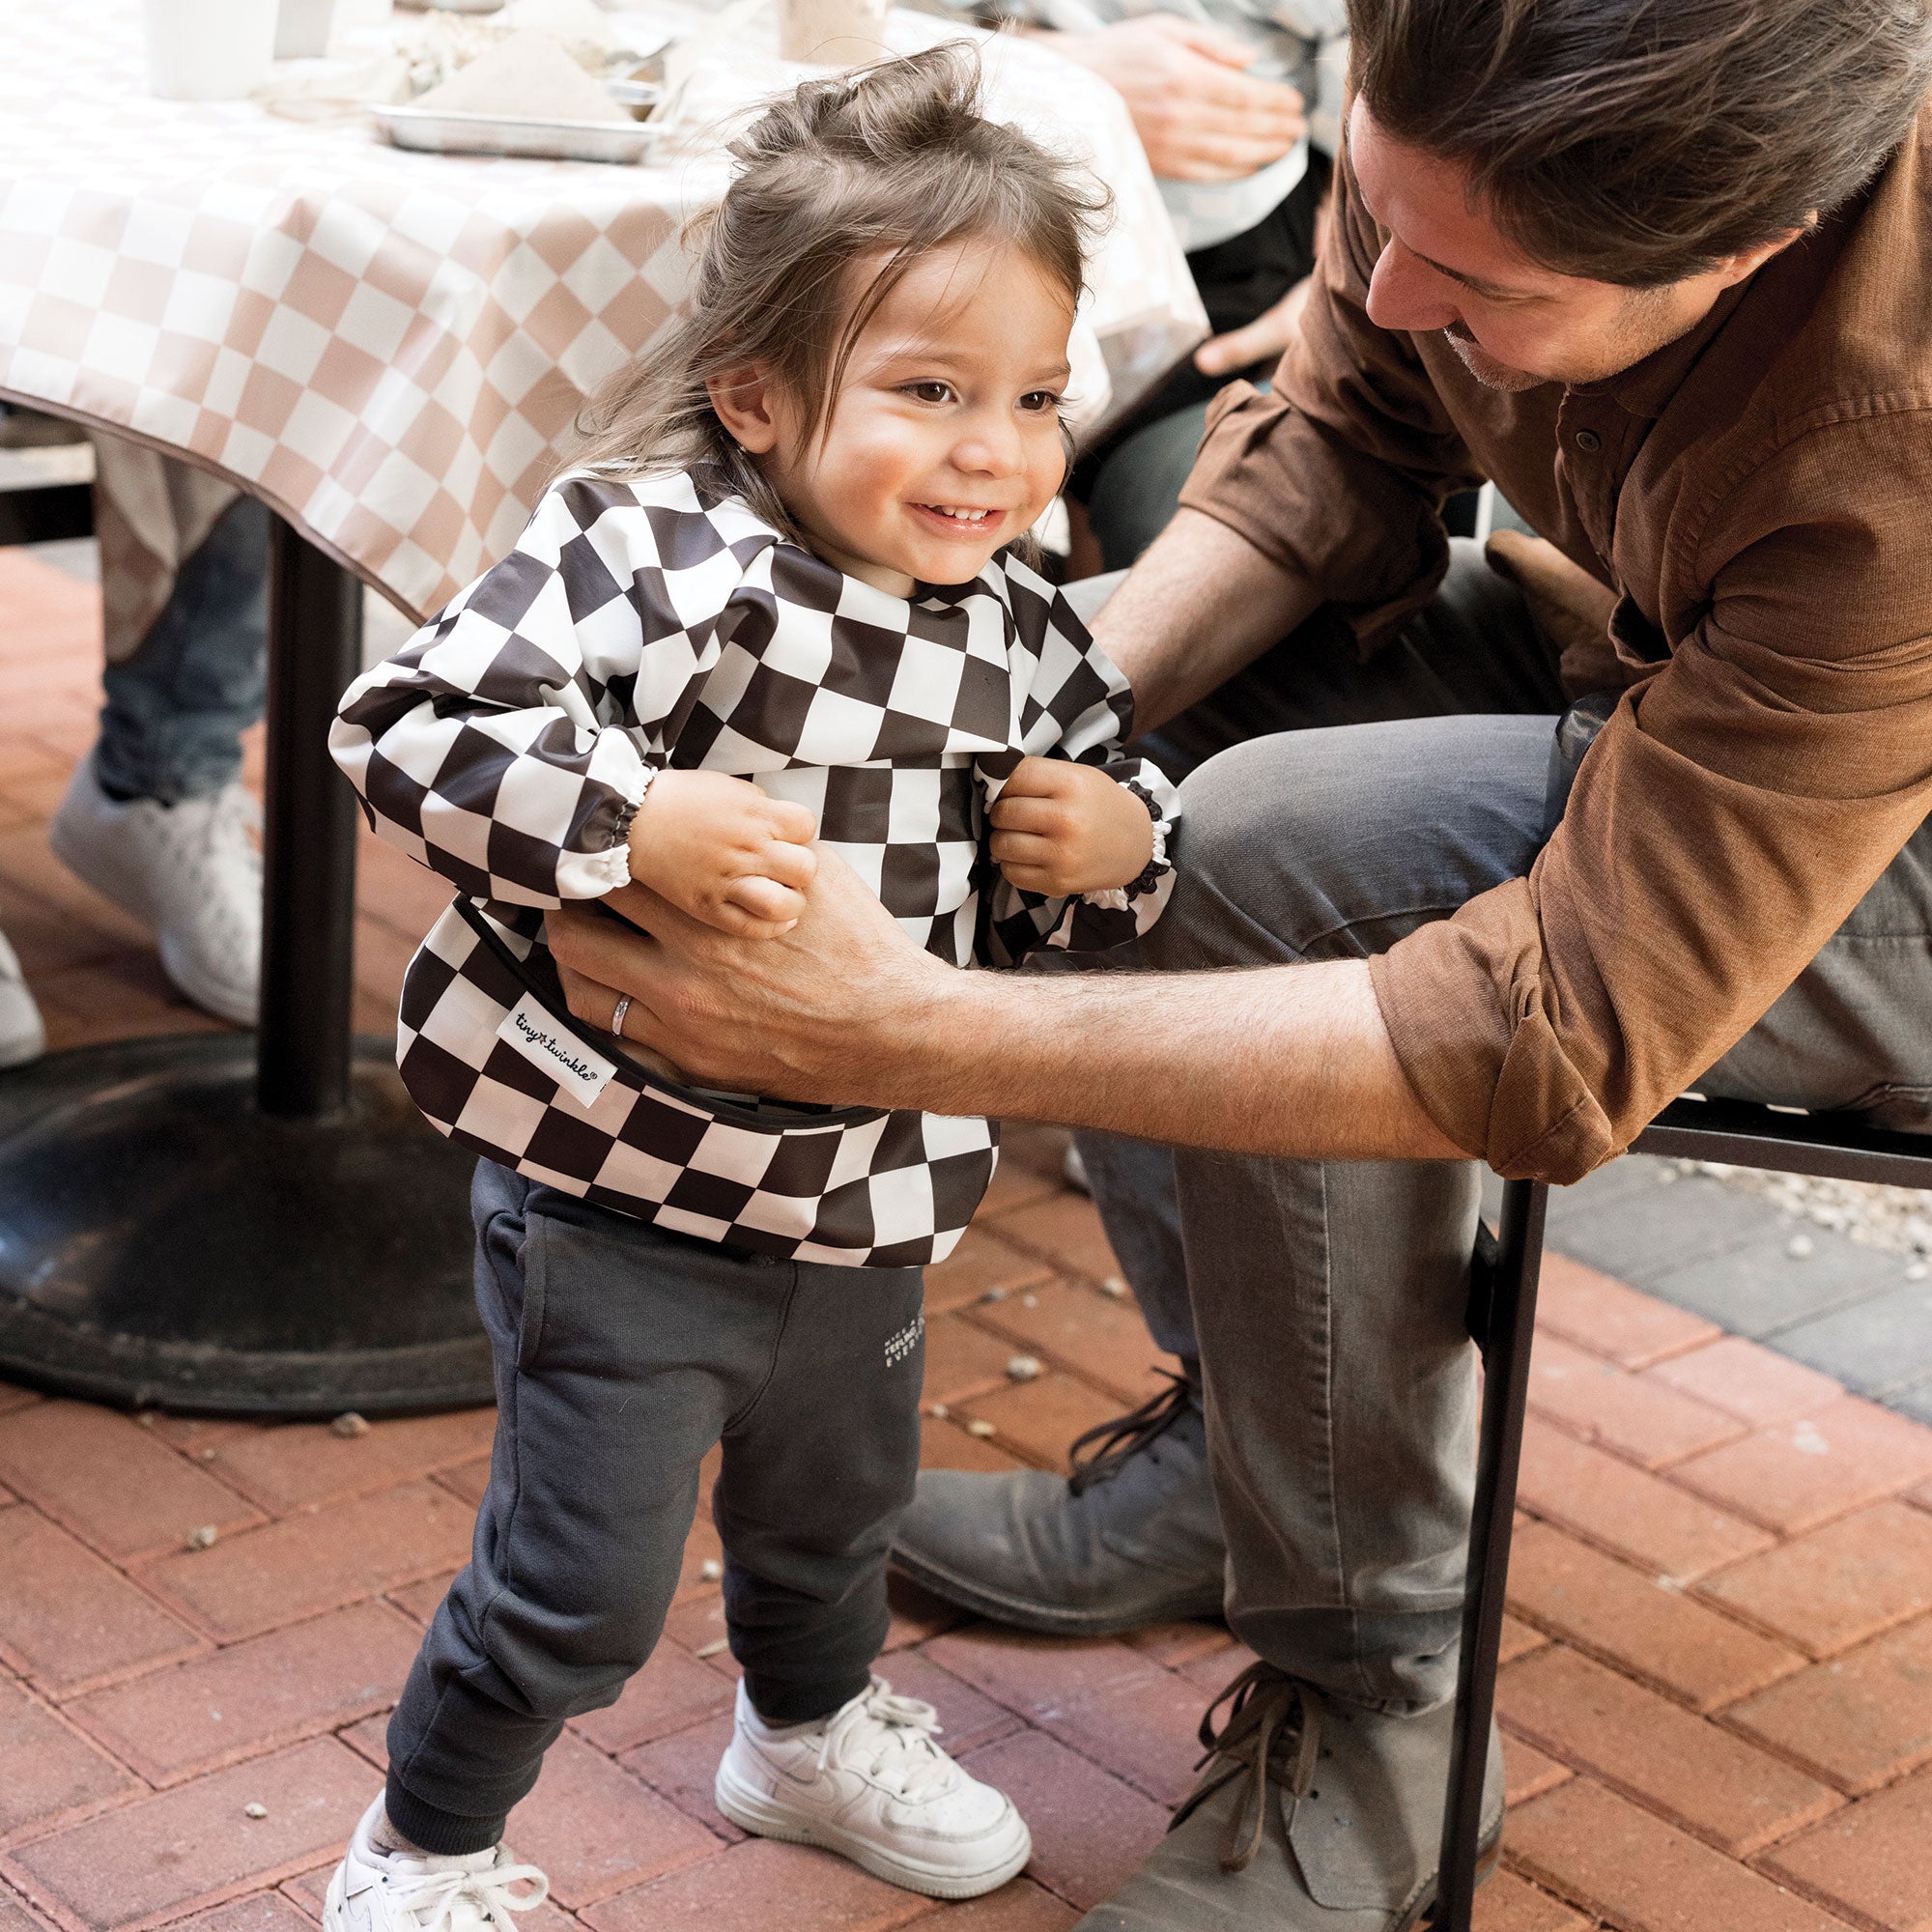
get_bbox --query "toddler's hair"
[570,43,1109,545]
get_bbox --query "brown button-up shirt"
[1179,105,1932,1184]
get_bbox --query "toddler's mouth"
[912,503,1000,529]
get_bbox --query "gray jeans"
[384,1163,926,1853]
[1073,543,1932,1709]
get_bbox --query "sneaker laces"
[818,1680,958,1804]
[1172,1661,1321,1873]
[377,1857,549,1932]
[1067,1370,1196,1496]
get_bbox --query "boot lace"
[377,1858,549,1932]
[1066,1370,1195,1496]
[1172,1661,1321,1873]
[819,1679,958,1804]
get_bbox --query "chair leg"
[1435,1177,1548,1930]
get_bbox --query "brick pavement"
[3,541,1932,1931]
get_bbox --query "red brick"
[920,1417,1024,1476]
[1507,1520,1804,1711]
[954,1376,1123,1473]
[1695,1502,1932,1661]
[142,1480,476,1640]
[1724,1616,1932,1795]
[1644,1337,1846,1429]
[924,1316,1024,1406]
[969,1282,1179,1408]
[925,1626,1156,1725]
[569,1640,737,1754]
[976,1124,1074,1220]
[436,1459,492,1507]
[1758,1768,1932,1932]
[66,1602,421,1786]
[0,1675,133,1841]
[204,1409,497,1516]
[385,1570,460,1627]
[1503,1732,1573,1808]
[1122,1622,1235,1670]
[0,1401,261,1561]
[661,1592,732,1661]
[0,1886,57,1932]
[619,1713,746,1842]
[923,1877,1076,1930]
[580,1837,916,1932]
[1526,1333,1744,1469]
[1536,1254,1720,1368]
[1177,1642,1259,1696]
[1498,1616,1549,1665]
[882,1573,967,1653]
[1496,1646,1839,1855]
[141,1415,262,1453]
[175,1890,322,1932]
[3,1737,374,1932]
[502,1730,721,1908]
[985,1191,1120,1285]
[0,1385,39,1418]
[1472,1869,1588,1932]
[1517,1417,1773,1580]
[924,1231,1054,1315]
[960,1727,1169,1912]
[1669,1399,1932,1536]
[1506,1777,1855,1932]
[1030,1663,1209,1806]
[0,1505,202,1696]
[675,1509,724,1602]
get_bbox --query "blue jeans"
[93,495,269,804]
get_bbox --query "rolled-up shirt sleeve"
[1178,141,1487,652]
[1370,412,1932,1180]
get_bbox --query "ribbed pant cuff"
[383,1776,508,1858]
[743,1665,871,1726]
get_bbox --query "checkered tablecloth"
[0,0,1205,627]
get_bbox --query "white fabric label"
[497,994,617,1108]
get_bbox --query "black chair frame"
[1435,1093,1932,1931]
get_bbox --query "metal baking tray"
[374,84,663,163]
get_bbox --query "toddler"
[324,45,1175,1931]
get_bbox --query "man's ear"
[1714,216,1815,289]
[706,363,782,454]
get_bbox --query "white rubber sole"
[714,1759,1032,1901]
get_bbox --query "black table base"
[0,501,489,1414]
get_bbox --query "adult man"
[544,0,1932,1923]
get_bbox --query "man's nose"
[1366,240,1462,334]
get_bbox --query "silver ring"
[610,995,631,1037]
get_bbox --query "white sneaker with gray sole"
[0,928,44,1066]
[323,1798,549,1932]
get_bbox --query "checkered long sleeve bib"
[332,469,1177,1266]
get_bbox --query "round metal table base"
[0,1035,490,1416]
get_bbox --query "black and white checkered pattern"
[331,467,1177,1266]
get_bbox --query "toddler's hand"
[626,770,817,938]
[989,756,1154,898]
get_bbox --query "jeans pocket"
[517,1211,552,1371]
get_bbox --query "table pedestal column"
[0,522,489,1415]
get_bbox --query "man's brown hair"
[1349,0,1932,285]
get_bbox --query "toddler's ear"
[707,363,782,454]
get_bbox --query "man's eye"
[1018,390,1062,413]
[906,382,953,404]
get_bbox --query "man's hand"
[625,770,817,939]
[551,853,945,1105]
[1194,274,1313,378]
[989,758,1153,896]
[1035,16,1304,182]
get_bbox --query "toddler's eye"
[906,382,954,405]
[1018,390,1062,413]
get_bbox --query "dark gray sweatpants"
[384,1161,926,1855]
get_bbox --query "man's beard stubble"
[1441,322,1545,393]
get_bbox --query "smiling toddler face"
[756,237,1077,595]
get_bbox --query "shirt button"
[1574,428,1603,453]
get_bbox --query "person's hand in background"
[1034,16,1305,181]
[1193,273,1313,376]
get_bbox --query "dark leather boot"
[892,1373,1226,1634]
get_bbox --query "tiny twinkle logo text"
[884,1312,924,1368]
[496,993,617,1105]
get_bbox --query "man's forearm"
[902,954,1465,1162]
[1094,508,1321,731]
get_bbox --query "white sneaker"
[0,929,44,1067]
[323,1798,549,1932]
[714,1676,1032,1900]
[49,760,261,1026]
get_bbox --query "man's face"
[1350,99,1752,390]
